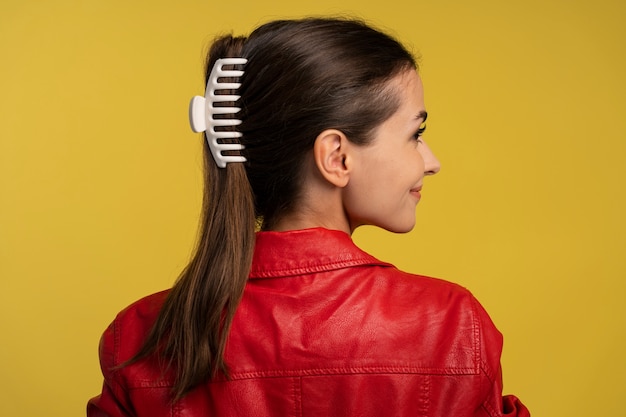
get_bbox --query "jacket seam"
[113,317,121,367]
[419,375,430,417]
[121,367,478,389]
[293,377,302,417]
[250,259,390,278]
[228,366,478,380]
[471,296,482,374]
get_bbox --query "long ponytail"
[127,35,255,401]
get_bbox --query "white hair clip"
[189,58,247,168]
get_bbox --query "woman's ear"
[313,129,351,188]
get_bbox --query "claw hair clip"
[189,58,247,168]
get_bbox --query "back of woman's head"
[207,18,416,229]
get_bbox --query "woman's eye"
[414,125,427,142]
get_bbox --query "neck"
[269,210,352,235]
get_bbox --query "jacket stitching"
[250,259,391,278]
[293,377,302,417]
[123,367,478,389]
[419,375,430,417]
[228,366,478,380]
[473,298,482,374]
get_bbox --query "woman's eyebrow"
[415,111,428,123]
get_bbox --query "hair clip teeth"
[210,81,242,91]
[210,107,242,116]
[212,94,241,102]
[189,58,248,168]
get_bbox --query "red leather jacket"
[88,228,529,416]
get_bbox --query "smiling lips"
[410,186,422,199]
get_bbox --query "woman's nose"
[420,140,441,175]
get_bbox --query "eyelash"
[414,125,427,141]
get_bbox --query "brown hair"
[129,17,416,400]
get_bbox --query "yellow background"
[1,0,624,415]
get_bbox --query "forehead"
[366,70,426,143]
[395,69,424,108]
[384,69,425,119]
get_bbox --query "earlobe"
[313,129,351,188]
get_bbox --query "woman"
[88,17,530,416]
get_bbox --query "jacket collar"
[249,227,392,279]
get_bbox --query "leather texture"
[88,227,530,416]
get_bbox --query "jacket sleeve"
[473,297,531,417]
[87,319,135,417]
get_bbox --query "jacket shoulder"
[378,266,479,314]
[372,267,504,373]
[98,290,169,371]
